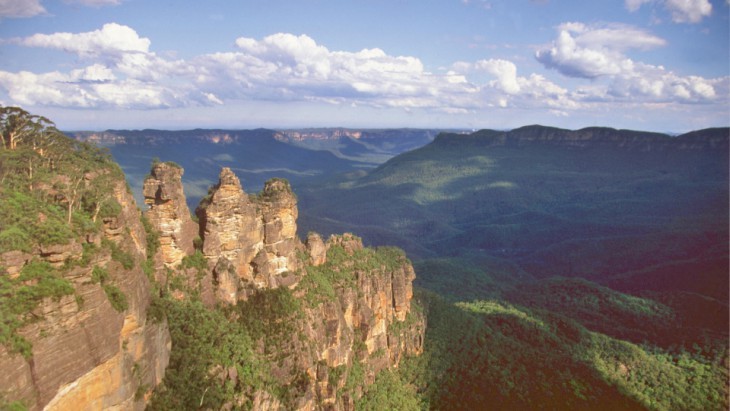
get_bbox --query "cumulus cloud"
[451,59,575,110]
[195,33,466,110]
[0,67,198,109]
[536,22,725,104]
[1,24,725,117]
[16,23,150,57]
[664,0,712,23]
[625,0,712,23]
[0,0,45,18]
[535,23,665,78]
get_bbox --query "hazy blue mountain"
[70,128,441,209]
[296,126,729,302]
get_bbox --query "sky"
[0,0,728,132]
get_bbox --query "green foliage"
[588,333,729,411]
[90,266,109,284]
[300,243,409,306]
[237,287,302,350]
[103,239,135,270]
[180,250,207,270]
[0,226,30,253]
[0,191,73,252]
[0,107,124,254]
[344,360,365,393]
[398,289,728,411]
[147,299,271,410]
[356,370,421,411]
[140,214,159,258]
[103,284,128,312]
[0,397,28,411]
[0,260,74,357]
[97,198,122,219]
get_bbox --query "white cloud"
[196,33,457,110]
[1,24,726,120]
[0,0,45,18]
[536,22,725,104]
[535,23,665,78]
[625,0,712,23]
[625,0,652,12]
[451,59,575,110]
[17,23,150,57]
[475,59,521,94]
[0,68,197,109]
[664,0,712,23]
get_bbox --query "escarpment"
[1,115,422,411]
[142,162,197,267]
[0,171,170,411]
[142,164,425,410]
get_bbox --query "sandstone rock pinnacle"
[143,162,197,267]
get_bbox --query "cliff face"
[0,178,170,411]
[142,163,197,268]
[270,233,424,410]
[192,168,302,302]
[142,164,424,410]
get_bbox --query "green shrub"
[356,370,420,411]
[147,299,270,410]
[91,266,109,284]
[140,215,159,258]
[103,239,135,270]
[0,226,31,252]
[237,288,301,348]
[180,250,207,270]
[103,284,128,312]
[98,198,122,219]
[0,260,74,357]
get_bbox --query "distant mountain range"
[68,128,443,207]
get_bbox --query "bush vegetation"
[0,260,74,357]
[0,106,134,357]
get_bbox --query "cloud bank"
[0,23,726,121]
[625,0,713,23]
[536,22,723,103]
[0,0,46,18]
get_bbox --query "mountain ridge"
[432,125,729,150]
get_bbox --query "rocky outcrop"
[305,232,327,267]
[255,178,301,284]
[196,169,302,302]
[152,165,425,409]
[142,162,197,267]
[251,233,424,410]
[0,179,170,411]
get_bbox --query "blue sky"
[0,0,727,132]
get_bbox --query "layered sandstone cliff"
[141,164,424,410]
[142,162,197,268]
[0,178,170,411]
[192,169,301,303]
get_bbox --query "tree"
[0,106,56,151]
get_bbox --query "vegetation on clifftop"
[0,106,131,357]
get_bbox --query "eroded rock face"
[305,232,327,267]
[143,162,197,267]
[255,178,301,285]
[261,233,425,410]
[0,180,170,411]
[197,169,302,302]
